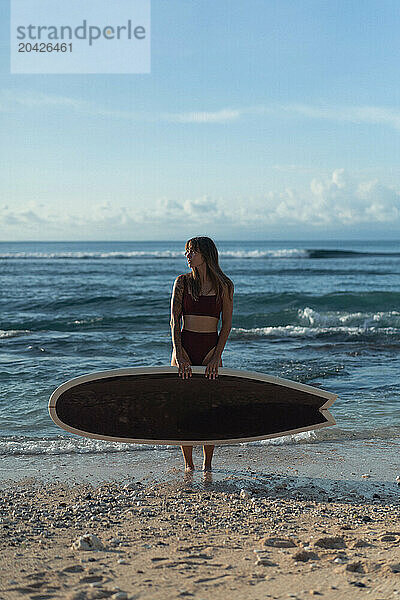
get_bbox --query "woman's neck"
[195,263,209,286]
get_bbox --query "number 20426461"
[18,43,72,52]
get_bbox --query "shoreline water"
[1,441,399,503]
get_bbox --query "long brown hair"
[185,237,234,302]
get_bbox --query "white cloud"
[281,103,400,131]
[260,169,400,227]
[162,109,242,124]
[0,205,48,227]
[3,89,400,131]
[2,170,400,239]
[182,196,220,215]
[151,196,224,222]
[0,90,243,124]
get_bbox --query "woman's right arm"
[170,275,192,378]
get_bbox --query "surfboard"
[48,367,337,445]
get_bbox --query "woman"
[170,236,234,472]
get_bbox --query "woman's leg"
[171,348,195,471]
[202,445,214,471]
[181,446,194,471]
[201,352,223,470]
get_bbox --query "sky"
[1,0,400,241]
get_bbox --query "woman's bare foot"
[203,470,213,485]
[181,445,194,472]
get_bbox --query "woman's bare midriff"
[183,315,219,333]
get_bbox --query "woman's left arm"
[205,286,234,379]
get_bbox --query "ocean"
[1,240,399,484]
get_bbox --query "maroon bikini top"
[182,275,222,318]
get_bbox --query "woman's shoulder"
[173,273,191,288]
[175,272,191,282]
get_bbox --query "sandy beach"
[3,0,400,593]
[1,445,399,600]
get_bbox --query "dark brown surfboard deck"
[48,367,337,445]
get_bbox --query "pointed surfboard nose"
[49,366,337,446]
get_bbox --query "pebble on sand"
[351,539,371,548]
[346,561,365,573]
[71,533,105,551]
[314,536,346,550]
[239,489,251,499]
[293,550,319,562]
[262,537,297,548]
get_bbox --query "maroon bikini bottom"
[181,329,219,366]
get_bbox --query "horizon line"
[0,239,399,244]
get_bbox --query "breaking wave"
[1,424,398,457]
[2,248,399,260]
[231,308,400,341]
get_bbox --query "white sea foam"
[0,431,323,456]
[231,324,400,339]
[252,430,318,446]
[0,248,309,260]
[231,308,400,340]
[0,329,31,339]
[0,436,158,456]
[298,307,400,328]
[0,431,323,457]
[0,251,185,259]
[219,249,308,259]
[1,426,398,457]
[69,317,104,326]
